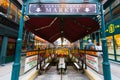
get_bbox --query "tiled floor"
[35,66,89,80]
[0,63,13,80]
[110,61,120,79]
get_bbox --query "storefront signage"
[79,50,98,56]
[108,24,115,33]
[40,49,46,54]
[106,18,120,36]
[73,49,79,53]
[24,55,38,72]
[86,54,99,72]
[79,50,84,53]
[28,3,97,15]
[26,51,38,57]
[86,51,98,56]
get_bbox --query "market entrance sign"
[28,3,97,15]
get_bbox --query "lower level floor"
[0,61,120,80]
[35,66,89,80]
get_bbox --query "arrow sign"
[85,8,90,12]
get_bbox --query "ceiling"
[25,17,100,43]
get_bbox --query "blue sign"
[28,3,97,15]
[106,18,120,36]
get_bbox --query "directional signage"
[28,3,97,15]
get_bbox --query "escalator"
[35,66,89,80]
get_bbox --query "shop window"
[109,55,115,60]
[106,36,114,55]
[114,34,120,55]
[6,38,16,57]
[16,10,21,24]
[117,56,120,61]
[0,0,9,16]
[9,3,17,21]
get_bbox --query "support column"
[90,34,93,41]
[7,1,11,17]
[11,3,25,80]
[96,32,100,43]
[93,33,96,43]
[31,33,35,50]
[27,32,31,50]
[0,36,8,65]
[112,34,117,61]
[100,3,111,80]
[32,34,35,50]
[80,38,83,49]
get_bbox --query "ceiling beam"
[103,0,115,9]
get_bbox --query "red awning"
[25,17,99,43]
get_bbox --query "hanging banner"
[28,3,97,15]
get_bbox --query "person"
[95,43,102,56]
[86,39,95,50]
[57,54,67,74]
[95,42,103,74]
[95,43,102,50]
[79,53,85,73]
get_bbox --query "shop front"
[0,0,20,64]
[106,18,120,62]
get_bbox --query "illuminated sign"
[108,24,115,33]
[86,54,99,72]
[28,3,97,15]
[79,50,98,56]
[106,18,120,36]
[24,55,38,72]
[26,51,38,57]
